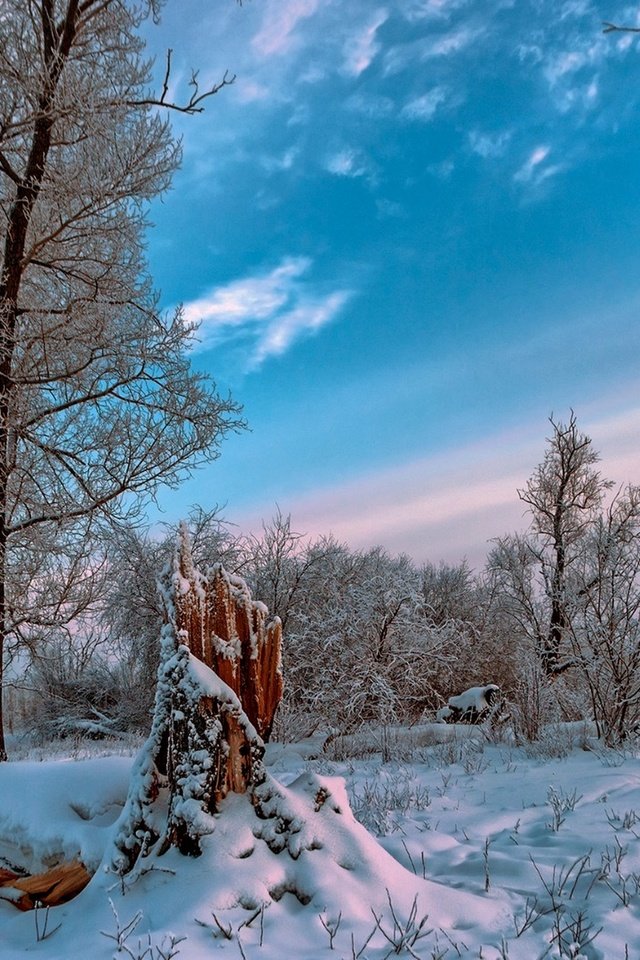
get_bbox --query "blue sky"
[144,0,640,567]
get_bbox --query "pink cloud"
[343,10,388,77]
[252,0,321,57]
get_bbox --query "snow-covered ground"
[1,724,640,959]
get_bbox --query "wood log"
[0,860,91,911]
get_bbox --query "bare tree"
[0,1,243,758]
[513,413,611,675]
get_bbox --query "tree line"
[10,412,640,747]
[1,2,638,754]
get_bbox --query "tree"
[0,0,243,759]
[493,413,611,677]
[568,485,640,743]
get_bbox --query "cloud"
[250,291,351,368]
[514,144,552,183]
[469,129,512,159]
[544,49,587,85]
[342,9,388,76]
[424,25,479,57]
[401,86,449,121]
[182,257,352,369]
[427,158,455,178]
[553,77,600,112]
[399,0,471,22]
[325,148,371,178]
[346,92,396,118]
[383,25,479,76]
[252,0,321,57]
[559,0,592,18]
[238,427,538,568]
[234,79,270,103]
[260,146,300,173]
[376,198,405,218]
[534,28,613,115]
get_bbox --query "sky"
[142,0,640,568]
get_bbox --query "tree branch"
[602,22,640,33]
[127,50,235,114]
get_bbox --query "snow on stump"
[437,684,503,725]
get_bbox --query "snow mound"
[0,756,131,874]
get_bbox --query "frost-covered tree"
[0,1,243,759]
[276,540,460,735]
[21,505,522,743]
[492,413,611,677]
[99,507,247,729]
[420,560,516,695]
[569,485,640,743]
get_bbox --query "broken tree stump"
[172,537,283,742]
[113,525,284,869]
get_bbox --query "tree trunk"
[0,536,7,763]
[0,1,82,760]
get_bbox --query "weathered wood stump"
[113,526,284,870]
[172,535,283,742]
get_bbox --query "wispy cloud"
[469,129,512,159]
[342,9,388,76]
[514,144,553,183]
[182,257,352,369]
[325,147,372,179]
[544,49,588,85]
[260,146,300,173]
[401,86,449,121]
[252,0,321,57]
[346,92,396,119]
[424,25,479,57]
[384,25,479,75]
[554,77,599,112]
[234,79,270,104]
[427,158,455,178]
[399,0,471,23]
[251,291,351,367]
[240,428,537,567]
[531,22,616,116]
[238,403,640,567]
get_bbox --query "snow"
[437,684,501,722]
[2,726,640,959]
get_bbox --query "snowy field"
[1,724,640,960]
